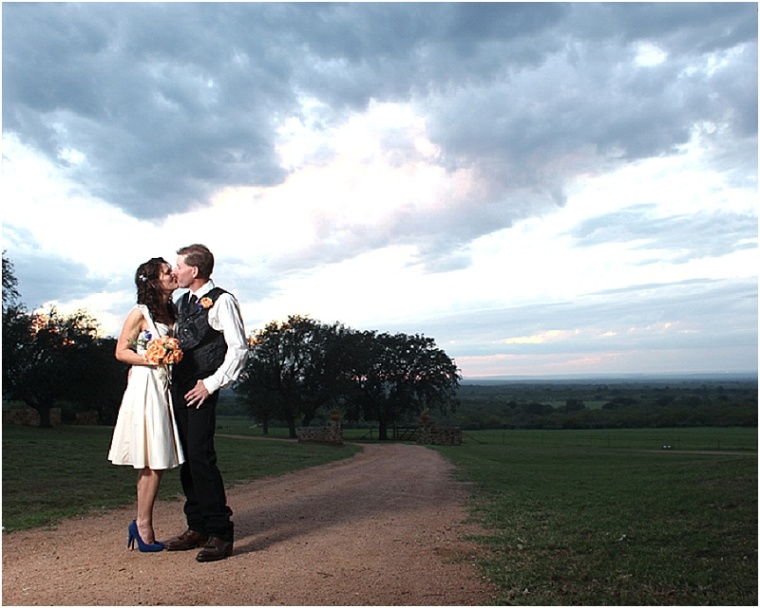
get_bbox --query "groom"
[166,244,248,562]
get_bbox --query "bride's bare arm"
[115,308,150,366]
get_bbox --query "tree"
[351,331,460,440]
[3,253,125,424]
[65,337,127,425]
[3,252,21,310]
[564,398,586,413]
[237,316,460,440]
[236,315,355,437]
[3,307,103,427]
[236,316,311,437]
[2,302,33,398]
[2,253,31,399]
[234,327,285,436]
[295,319,356,426]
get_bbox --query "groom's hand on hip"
[185,380,211,409]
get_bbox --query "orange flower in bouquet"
[144,336,184,366]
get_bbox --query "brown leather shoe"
[196,536,233,562]
[164,529,208,551]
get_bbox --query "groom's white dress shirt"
[184,279,247,395]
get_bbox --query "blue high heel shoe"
[127,520,164,552]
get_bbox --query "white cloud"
[635,42,667,67]
[3,3,756,377]
[2,134,173,277]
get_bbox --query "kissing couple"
[108,244,247,562]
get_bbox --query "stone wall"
[298,421,343,445]
[3,407,62,427]
[75,410,100,425]
[416,424,462,446]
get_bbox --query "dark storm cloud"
[3,2,757,246]
[12,251,118,310]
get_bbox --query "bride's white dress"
[108,305,184,469]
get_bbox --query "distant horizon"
[461,371,759,383]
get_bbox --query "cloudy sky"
[3,2,757,379]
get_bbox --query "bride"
[108,257,185,552]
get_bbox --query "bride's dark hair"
[135,257,177,325]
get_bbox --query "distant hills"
[461,372,758,385]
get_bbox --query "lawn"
[436,427,757,605]
[1,423,360,531]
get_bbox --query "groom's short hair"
[177,244,214,279]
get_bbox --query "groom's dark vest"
[175,287,228,388]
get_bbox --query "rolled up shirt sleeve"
[201,292,248,395]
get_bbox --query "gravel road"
[3,442,495,606]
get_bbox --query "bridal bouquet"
[144,336,184,366]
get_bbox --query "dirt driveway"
[3,442,495,605]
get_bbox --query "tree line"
[234,315,460,439]
[442,381,758,430]
[2,255,126,427]
[2,254,460,435]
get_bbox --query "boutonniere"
[198,297,214,310]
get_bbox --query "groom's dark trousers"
[172,388,233,542]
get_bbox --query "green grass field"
[2,422,756,605]
[435,427,757,605]
[1,423,361,531]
